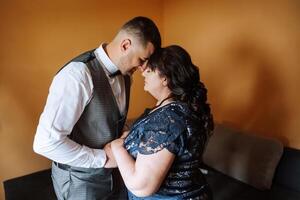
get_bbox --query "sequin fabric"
[124,102,212,200]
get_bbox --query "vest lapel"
[89,57,122,118]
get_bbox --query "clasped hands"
[103,130,129,168]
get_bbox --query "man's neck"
[105,42,119,70]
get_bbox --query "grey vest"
[60,49,131,149]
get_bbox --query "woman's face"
[142,67,167,97]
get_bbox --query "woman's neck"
[148,95,174,114]
[156,95,174,107]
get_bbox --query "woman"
[111,45,214,200]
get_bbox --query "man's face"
[119,41,155,76]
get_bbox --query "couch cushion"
[203,164,300,200]
[203,124,283,190]
[203,165,268,200]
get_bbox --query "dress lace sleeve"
[137,108,186,155]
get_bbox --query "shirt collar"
[94,43,119,75]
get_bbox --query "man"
[33,16,161,200]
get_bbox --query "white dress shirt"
[33,44,126,168]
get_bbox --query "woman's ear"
[162,77,168,86]
[120,39,131,52]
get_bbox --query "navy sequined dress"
[124,102,212,200]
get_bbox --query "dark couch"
[202,147,300,200]
[3,124,300,200]
[3,168,56,200]
[202,124,300,200]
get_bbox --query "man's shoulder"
[56,61,92,84]
[61,61,89,74]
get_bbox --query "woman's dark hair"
[148,45,214,134]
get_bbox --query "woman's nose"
[138,66,145,72]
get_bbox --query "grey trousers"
[51,162,127,200]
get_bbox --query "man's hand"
[103,143,117,168]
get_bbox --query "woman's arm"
[111,138,175,197]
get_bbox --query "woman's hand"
[103,142,117,168]
[111,138,125,151]
[120,130,130,139]
[104,132,127,168]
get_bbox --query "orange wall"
[1,0,300,199]
[163,0,300,148]
[0,0,161,198]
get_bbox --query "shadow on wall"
[209,34,290,146]
[230,37,290,145]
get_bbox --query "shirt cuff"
[92,148,107,168]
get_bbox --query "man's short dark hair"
[121,16,161,50]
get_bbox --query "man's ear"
[120,39,131,52]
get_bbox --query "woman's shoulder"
[161,102,191,118]
[132,102,190,155]
[133,102,191,132]
[146,102,189,130]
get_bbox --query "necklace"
[150,95,174,111]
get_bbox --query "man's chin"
[127,69,137,76]
[125,71,133,76]
[119,70,131,76]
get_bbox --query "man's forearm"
[33,130,106,168]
